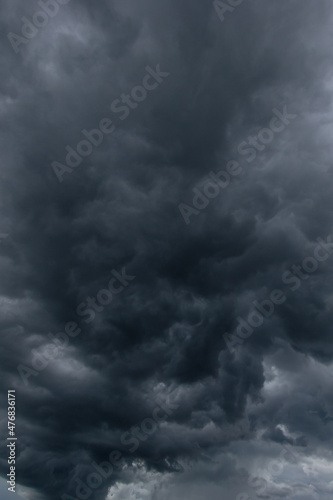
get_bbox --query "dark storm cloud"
[1,1,333,499]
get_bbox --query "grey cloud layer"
[1,1,333,500]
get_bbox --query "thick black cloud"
[1,1,333,499]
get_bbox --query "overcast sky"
[1,1,333,499]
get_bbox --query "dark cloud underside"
[1,1,333,499]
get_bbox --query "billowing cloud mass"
[1,1,333,499]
